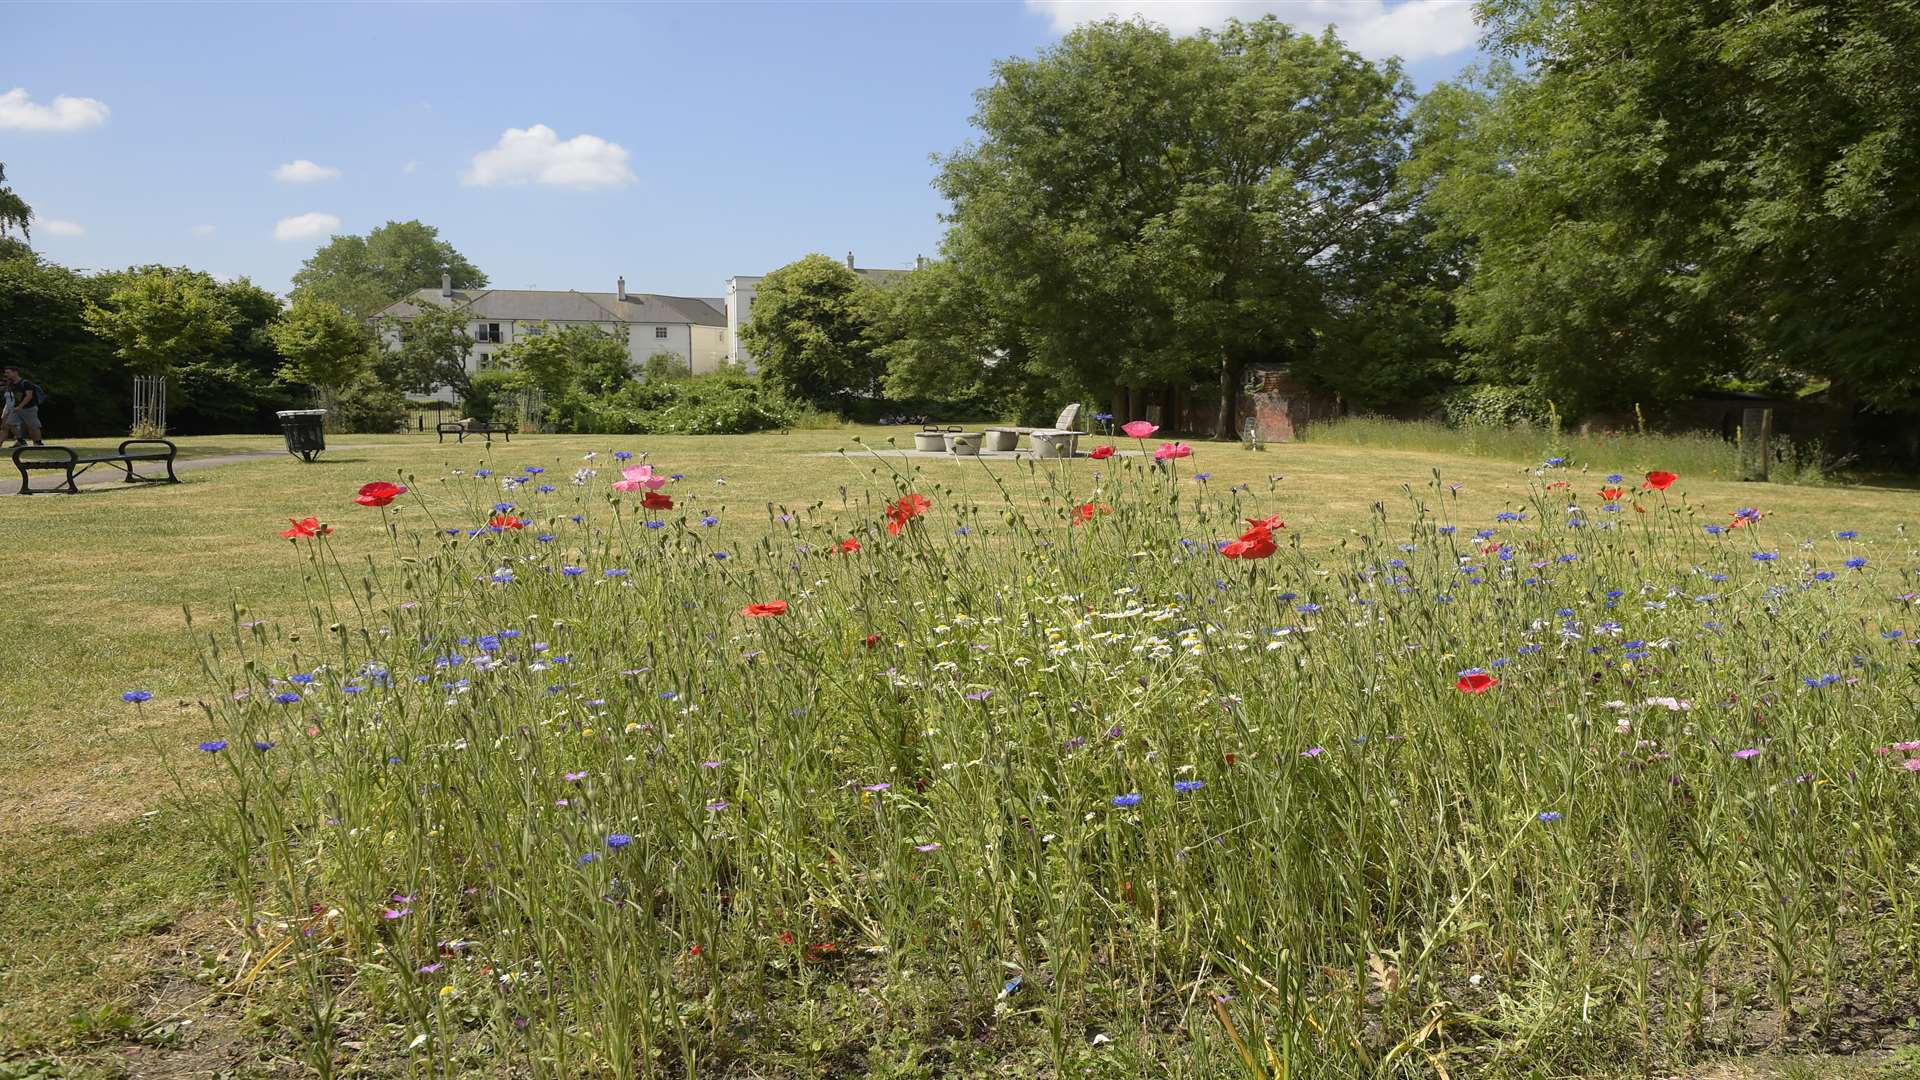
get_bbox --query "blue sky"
[6,1,1484,298]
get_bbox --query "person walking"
[3,367,44,446]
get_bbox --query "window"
[654,326,669,339]
[475,352,493,371]
[476,322,502,343]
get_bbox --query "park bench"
[436,420,513,445]
[13,439,180,495]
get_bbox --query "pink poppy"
[1120,420,1158,439]
[1153,442,1192,461]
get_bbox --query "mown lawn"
[3,425,1916,1077]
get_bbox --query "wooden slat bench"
[13,439,180,495]
[436,421,513,445]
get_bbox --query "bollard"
[1739,408,1772,481]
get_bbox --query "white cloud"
[274,212,342,242]
[462,124,636,190]
[273,159,343,183]
[1024,0,1480,61]
[402,161,420,175]
[0,87,110,132]
[41,219,85,237]
[191,223,218,237]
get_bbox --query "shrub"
[573,372,798,435]
[328,372,411,434]
[1441,383,1554,429]
[461,370,517,424]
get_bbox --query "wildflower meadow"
[155,438,1920,1077]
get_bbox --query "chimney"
[617,275,627,301]
[915,254,926,270]
[846,251,855,270]
[440,272,452,298]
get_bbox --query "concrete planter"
[947,431,984,456]
[914,431,948,452]
[983,428,1019,452]
[1031,432,1074,459]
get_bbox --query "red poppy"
[863,633,881,649]
[280,516,331,539]
[489,513,526,530]
[837,537,861,553]
[1644,471,1677,491]
[885,493,931,536]
[1547,480,1570,491]
[741,600,788,617]
[1597,487,1626,502]
[1089,444,1116,460]
[1071,501,1112,525]
[1455,672,1499,694]
[1246,514,1285,532]
[354,481,407,507]
[642,491,673,510]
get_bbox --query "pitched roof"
[379,288,725,326]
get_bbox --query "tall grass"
[163,449,1917,1077]
[1305,415,1829,485]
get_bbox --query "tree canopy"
[291,220,488,320]
[936,17,1426,435]
[1419,0,1920,414]
[268,294,370,396]
[739,254,884,413]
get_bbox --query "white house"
[379,275,729,401]
[726,252,916,371]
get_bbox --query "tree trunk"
[1214,356,1241,441]
[1109,383,1128,426]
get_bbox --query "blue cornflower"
[477,635,501,652]
[1545,456,1566,466]
[1837,530,1858,539]
[273,691,301,704]
[1606,473,1623,483]
[1297,602,1322,614]
[607,834,632,849]
[578,852,600,865]
[122,690,152,703]
[614,451,633,461]
[1438,525,1457,535]
[494,502,515,513]
[1111,792,1142,808]
[1537,811,1563,823]
[1194,472,1211,482]
[198,740,227,752]
[537,484,556,493]
[712,551,728,560]
[1845,557,1867,569]
[1751,551,1778,562]
[473,469,493,478]
[1814,570,1835,581]
[604,568,629,577]
[524,466,544,475]
[644,520,665,529]
[1173,779,1205,793]
[700,515,719,527]
[253,740,274,751]
[1704,524,1723,535]
[1556,608,1574,618]
[1474,529,1496,540]
[563,566,585,576]
[1496,511,1524,523]
[290,673,315,685]
[954,526,970,536]
[491,568,515,584]
[1094,412,1113,422]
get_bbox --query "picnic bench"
[436,420,513,445]
[13,439,180,495]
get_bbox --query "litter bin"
[277,409,327,462]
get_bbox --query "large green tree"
[83,268,236,377]
[0,163,31,261]
[1420,0,1920,415]
[268,294,370,400]
[938,17,1421,436]
[381,304,476,402]
[291,220,488,320]
[739,254,883,413]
